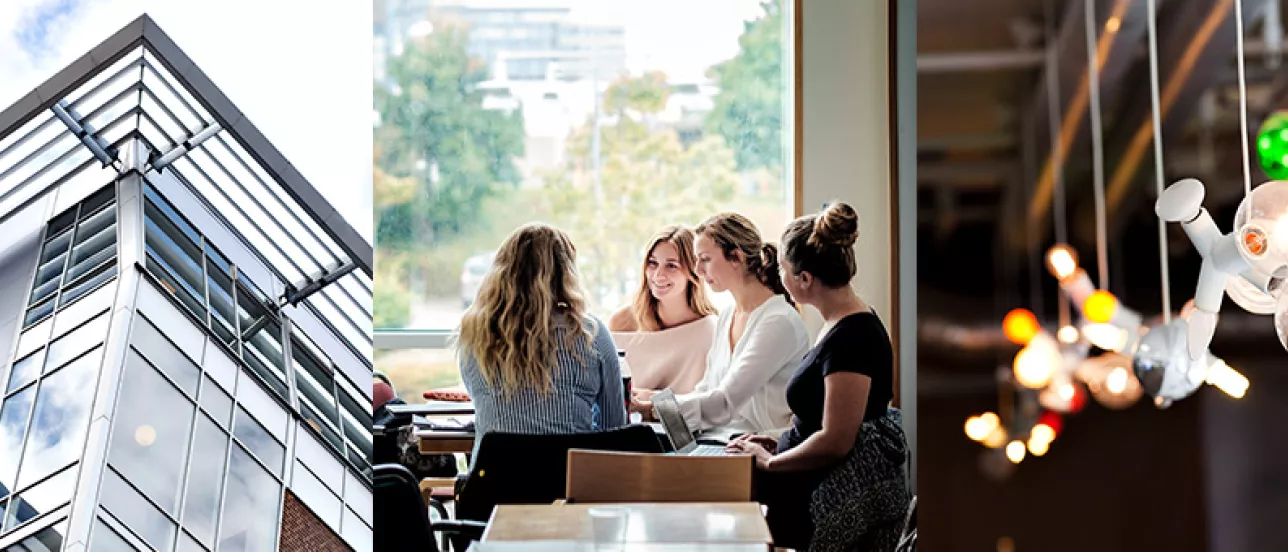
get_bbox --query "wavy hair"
[456,223,592,395]
[630,225,718,331]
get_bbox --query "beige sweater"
[611,315,717,394]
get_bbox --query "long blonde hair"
[456,223,593,394]
[630,226,718,331]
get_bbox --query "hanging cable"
[1084,0,1109,290]
[1146,0,1172,324]
[1045,0,1072,330]
[1235,0,1253,198]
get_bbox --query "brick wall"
[279,490,351,552]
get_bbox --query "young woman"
[457,223,627,460]
[726,202,910,551]
[632,213,809,436]
[609,225,718,394]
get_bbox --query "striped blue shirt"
[459,314,628,461]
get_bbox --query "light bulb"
[1003,308,1040,345]
[1057,382,1075,401]
[979,411,999,429]
[1028,436,1050,457]
[1013,336,1058,389]
[1030,423,1055,444]
[1058,325,1080,344]
[965,416,992,441]
[1205,359,1249,399]
[1107,366,1129,394]
[983,426,1008,449]
[1083,290,1119,323]
[1046,245,1079,280]
[1082,323,1129,352]
[1006,440,1026,463]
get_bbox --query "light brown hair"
[631,225,718,331]
[781,201,859,287]
[695,213,794,306]
[456,223,592,394]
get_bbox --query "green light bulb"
[1257,111,1288,180]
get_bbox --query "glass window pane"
[99,469,175,552]
[294,427,343,490]
[199,376,233,428]
[1,519,65,552]
[0,386,35,501]
[300,401,342,453]
[344,472,372,528]
[5,350,42,395]
[43,312,108,373]
[4,464,76,531]
[17,348,99,489]
[145,254,204,318]
[15,319,51,361]
[24,298,55,328]
[58,262,117,307]
[290,462,341,529]
[202,344,238,396]
[233,407,283,477]
[130,316,200,397]
[79,186,114,218]
[372,2,792,331]
[219,445,280,552]
[108,350,195,516]
[52,278,114,339]
[342,506,371,552]
[181,415,227,547]
[91,517,138,552]
[236,370,287,440]
[178,530,206,552]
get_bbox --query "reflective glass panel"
[108,350,195,516]
[17,348,99,488]
[218,445,280,552]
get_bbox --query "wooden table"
[483,502,772,548]
[417,429,476,453]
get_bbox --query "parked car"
[460,251,495,308]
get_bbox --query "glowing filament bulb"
[1206,360,1249,399]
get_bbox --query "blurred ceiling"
[917,0,1288,374]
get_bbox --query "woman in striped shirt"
[456,223,628,462]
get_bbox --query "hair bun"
[809,201,859,248]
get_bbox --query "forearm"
[766,430,853,472]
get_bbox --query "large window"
[373,0,794,401]
[25,185,118,328]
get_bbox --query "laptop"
[651,389,733,456]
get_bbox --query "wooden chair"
[564,449,753,503]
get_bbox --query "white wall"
[800,0,892,330]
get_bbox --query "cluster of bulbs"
[965,244,1250,465]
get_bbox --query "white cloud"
[0,0,374,242]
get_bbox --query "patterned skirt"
[808,407,911,552]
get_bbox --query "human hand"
[725,440,775,470]
[730,433,778,451]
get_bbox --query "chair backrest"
[373,463,438,552]
[455,424,664,522]
[564,449,752,503]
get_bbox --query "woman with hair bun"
[726,201,910,551]
[630,212,809,436]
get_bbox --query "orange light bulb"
[1002,308,1040,345]
[1082,290,1119,324]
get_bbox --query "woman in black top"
[726,201,909,551]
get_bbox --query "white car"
[460,251,495,308]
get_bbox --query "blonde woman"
[632,213,809,436]
[457,223,627,461]
[609,226,718,394]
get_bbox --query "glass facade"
[0,16,373,552]
[0,188,118,544]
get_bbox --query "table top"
[483,502,772,545]
[468,542,768,551]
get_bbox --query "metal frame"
[0,15,371,278]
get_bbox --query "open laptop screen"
[651,389,696,452]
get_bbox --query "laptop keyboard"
[691,445,726,456]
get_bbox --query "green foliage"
[541,74,740,313]
[707,0,785,173]
[374,24,525,247]
[373,279,411,328]
[604,71,670,115]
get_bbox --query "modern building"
[0,15,374,552]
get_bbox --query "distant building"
[0,16,374,552]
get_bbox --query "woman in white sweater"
[631,213,809,435]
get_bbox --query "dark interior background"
[915,0,1288,550]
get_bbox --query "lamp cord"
[1085,0,1110,290]
[1147,0,1172,324]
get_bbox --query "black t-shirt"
[777,311,893,453]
